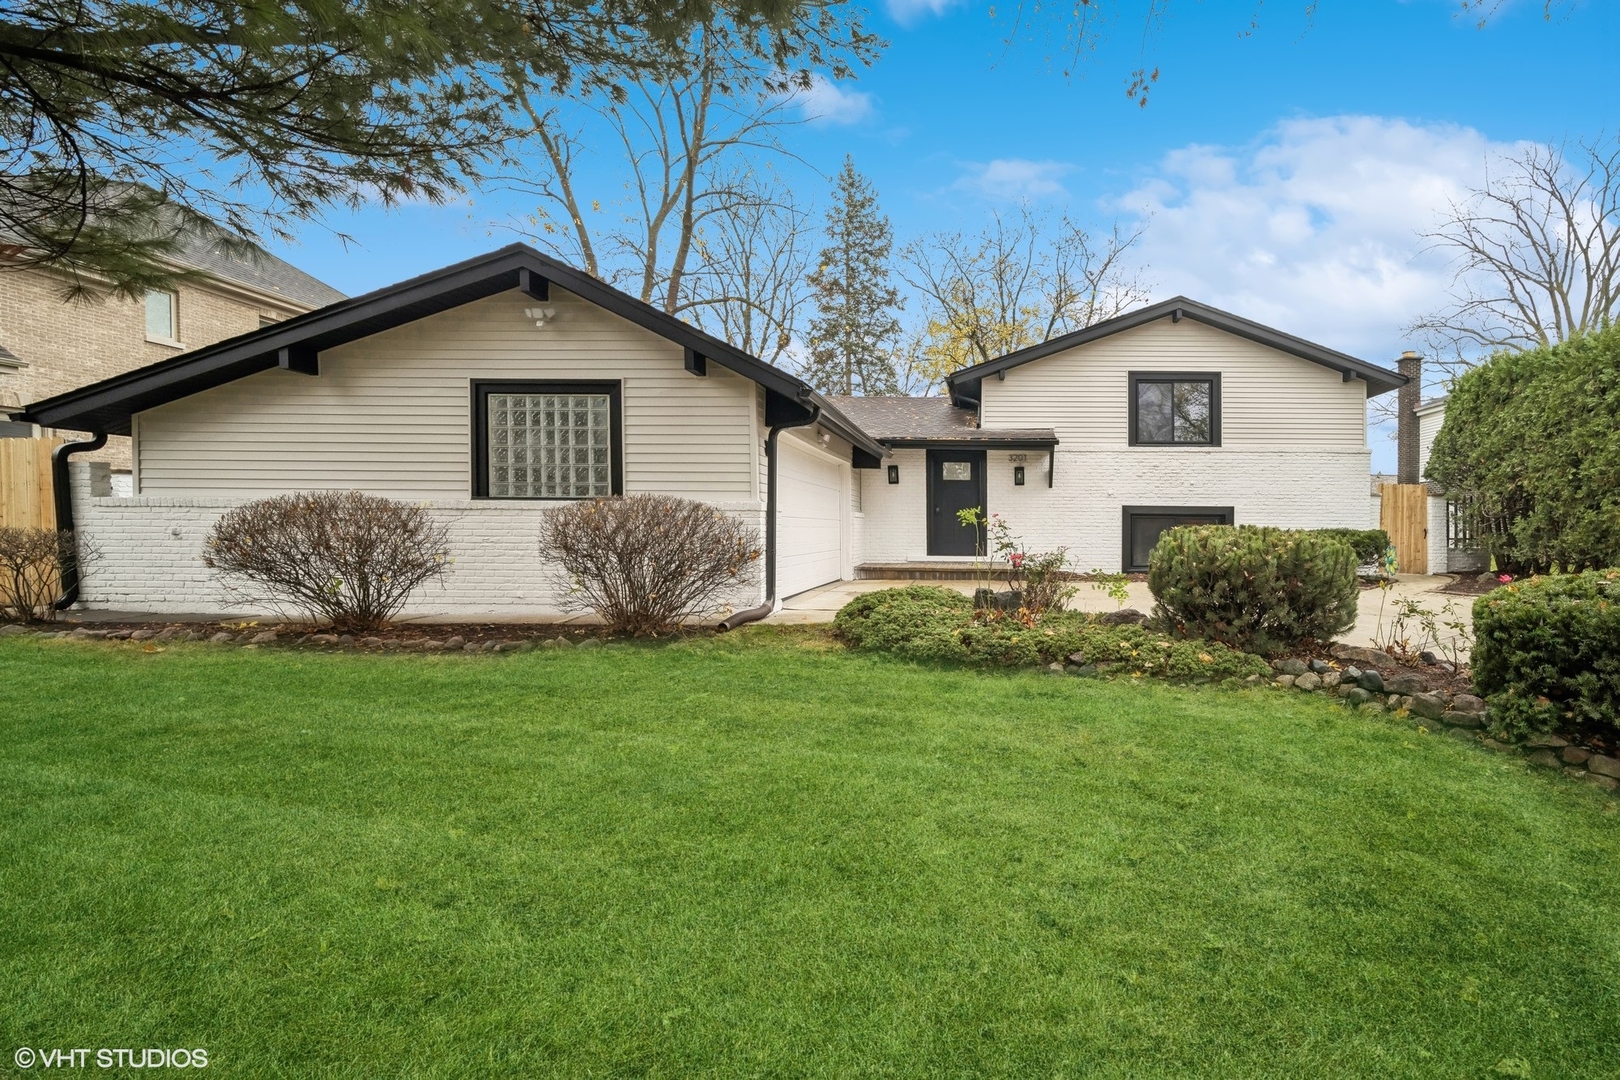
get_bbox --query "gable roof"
[944,296,1408,404]
[12,244,886,459]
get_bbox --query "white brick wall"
[856,447,1372,572]
[72,463,766,618]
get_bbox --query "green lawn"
[2,630,1618,1078]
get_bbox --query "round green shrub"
[1148,525,1358,656]
[833,587,1269,680]
[1472,570,1620,736]
[1309,528,1390,565]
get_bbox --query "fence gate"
[1379,482,1428,575]
[0,437,60,529]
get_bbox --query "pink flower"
[1498,573,1514,583]
[1010,552,1025,567]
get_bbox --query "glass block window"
[478,383,619,499]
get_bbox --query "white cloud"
[795,75,875,126]
[1113,115,1538,362]
[954,158,1076,200]
[885,0,965,24]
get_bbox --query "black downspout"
[717,403,821,631]
[51,432,108,611]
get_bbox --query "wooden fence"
[0,437,60,530]
[1379,481,1428,575]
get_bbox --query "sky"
[260,0,1619,470]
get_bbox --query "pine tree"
[803,158,903,395]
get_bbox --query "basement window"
[472,381,622,499]
[1129,373,1220,446]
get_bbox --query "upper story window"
[1129,372,1220,446]
[472,380,622,499]
[144,289,178,343]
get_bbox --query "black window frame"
[471,379,624,499]
[1121,505,1234,572]
[1128,372,1222,447]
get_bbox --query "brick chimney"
[1396,350,1422,484]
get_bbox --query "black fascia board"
[880,435,1058,449]
[17,243,889,460]
[944,296,1409,402]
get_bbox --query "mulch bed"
[1437,573,1508,597]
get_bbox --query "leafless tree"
[1410,137,1620,376]
[899,207,1150,391]
[507,17,867,347]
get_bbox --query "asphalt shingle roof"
[823,395,1056,444]
[176,232,345,308]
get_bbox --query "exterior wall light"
[887,464,900,484]
[1013,465,1026,486]
[524,306,557,327]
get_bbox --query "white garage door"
[777,436,846,598]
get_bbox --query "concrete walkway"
[773,574,1476,658]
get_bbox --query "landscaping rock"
[1523,733,1569,749]
[1583,773,1620,793]
[1385,695,1407,712]
[1320,671,1342,689]
[1408,693,1448,720]
[155,627,181,642]
[310,634,339,645]
[130,629,158,641]
[1482,738,1512,752]
[1308,658,1332,674]
[1274,674,1296,688]
[0,624,29,637]
[1563,767,1587,780]
[1526,749,1562,769]
[1561,746,1592,766]
[1357,670,1385,693]
[462,642,481,652]
[1385,672,1428,696]
[1343,687,1373,706]
[68,627,93,638]
[577,638,602,650]
[1446,727,1478,744]
[1587,755,1620,779]
[338,634,355,646]
[422,640,444,651]
[1047,661,1066,674]
[208,631,233,643]
[1441,710,1482,729]
[1295,672,1322,692]
[1273,658,1309,676]
[105,629,132,640]
[555,637,575,648]
[496,641,524,653]
[1098,608,1149,627]
[1330,644,1391,667]
[516,640,535,653]
[251,630,279,645]
[1419,651,1439,666]
[1066,651,1087,665]
[1342,665,1361,682]
[360,636,383,647]
[1069,664,1099,678]
[1450,694,1487,714]
[443,635,465,650]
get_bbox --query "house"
[0,227,345,487]
[1412,394,1487,574]
[11,245,1409,620]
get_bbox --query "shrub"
[1148,525,1358,655]
[834,586,1269,679]
[203,491,451,632]
[1471,570,1620,737]
[1311,528,1390,565]
[1427,324,1620,572]
[539,494,760,635]
[0,527,76,622]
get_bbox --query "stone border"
[1262,650,1619,795]
[0,622,605,654]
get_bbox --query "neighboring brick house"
[0,232,344,484]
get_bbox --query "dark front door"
[927,449,987,556]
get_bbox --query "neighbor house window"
[472,381,622,499]
[1129,372,1220,446]
[144,289,178,342]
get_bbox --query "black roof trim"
[16,243,887,458]
[881,432,1058,449]
[944,296,1408,403]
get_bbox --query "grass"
[2,628,1618,1078]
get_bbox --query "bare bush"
[0,527,78,622]
[539,494,761,635]
[202,492,451,632]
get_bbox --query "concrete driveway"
[773,574,1476,658]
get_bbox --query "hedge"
[1148,525,1358,655]
[1472,570,1620,736]
[1427,324,1620,572]
[834,585,1269,680]
[1311,528,1390,565]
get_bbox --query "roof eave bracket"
[277,345,318,376]
[517,267,549,302]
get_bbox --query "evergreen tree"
[803,157,903,395]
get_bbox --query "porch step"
[855,562,1014,581]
